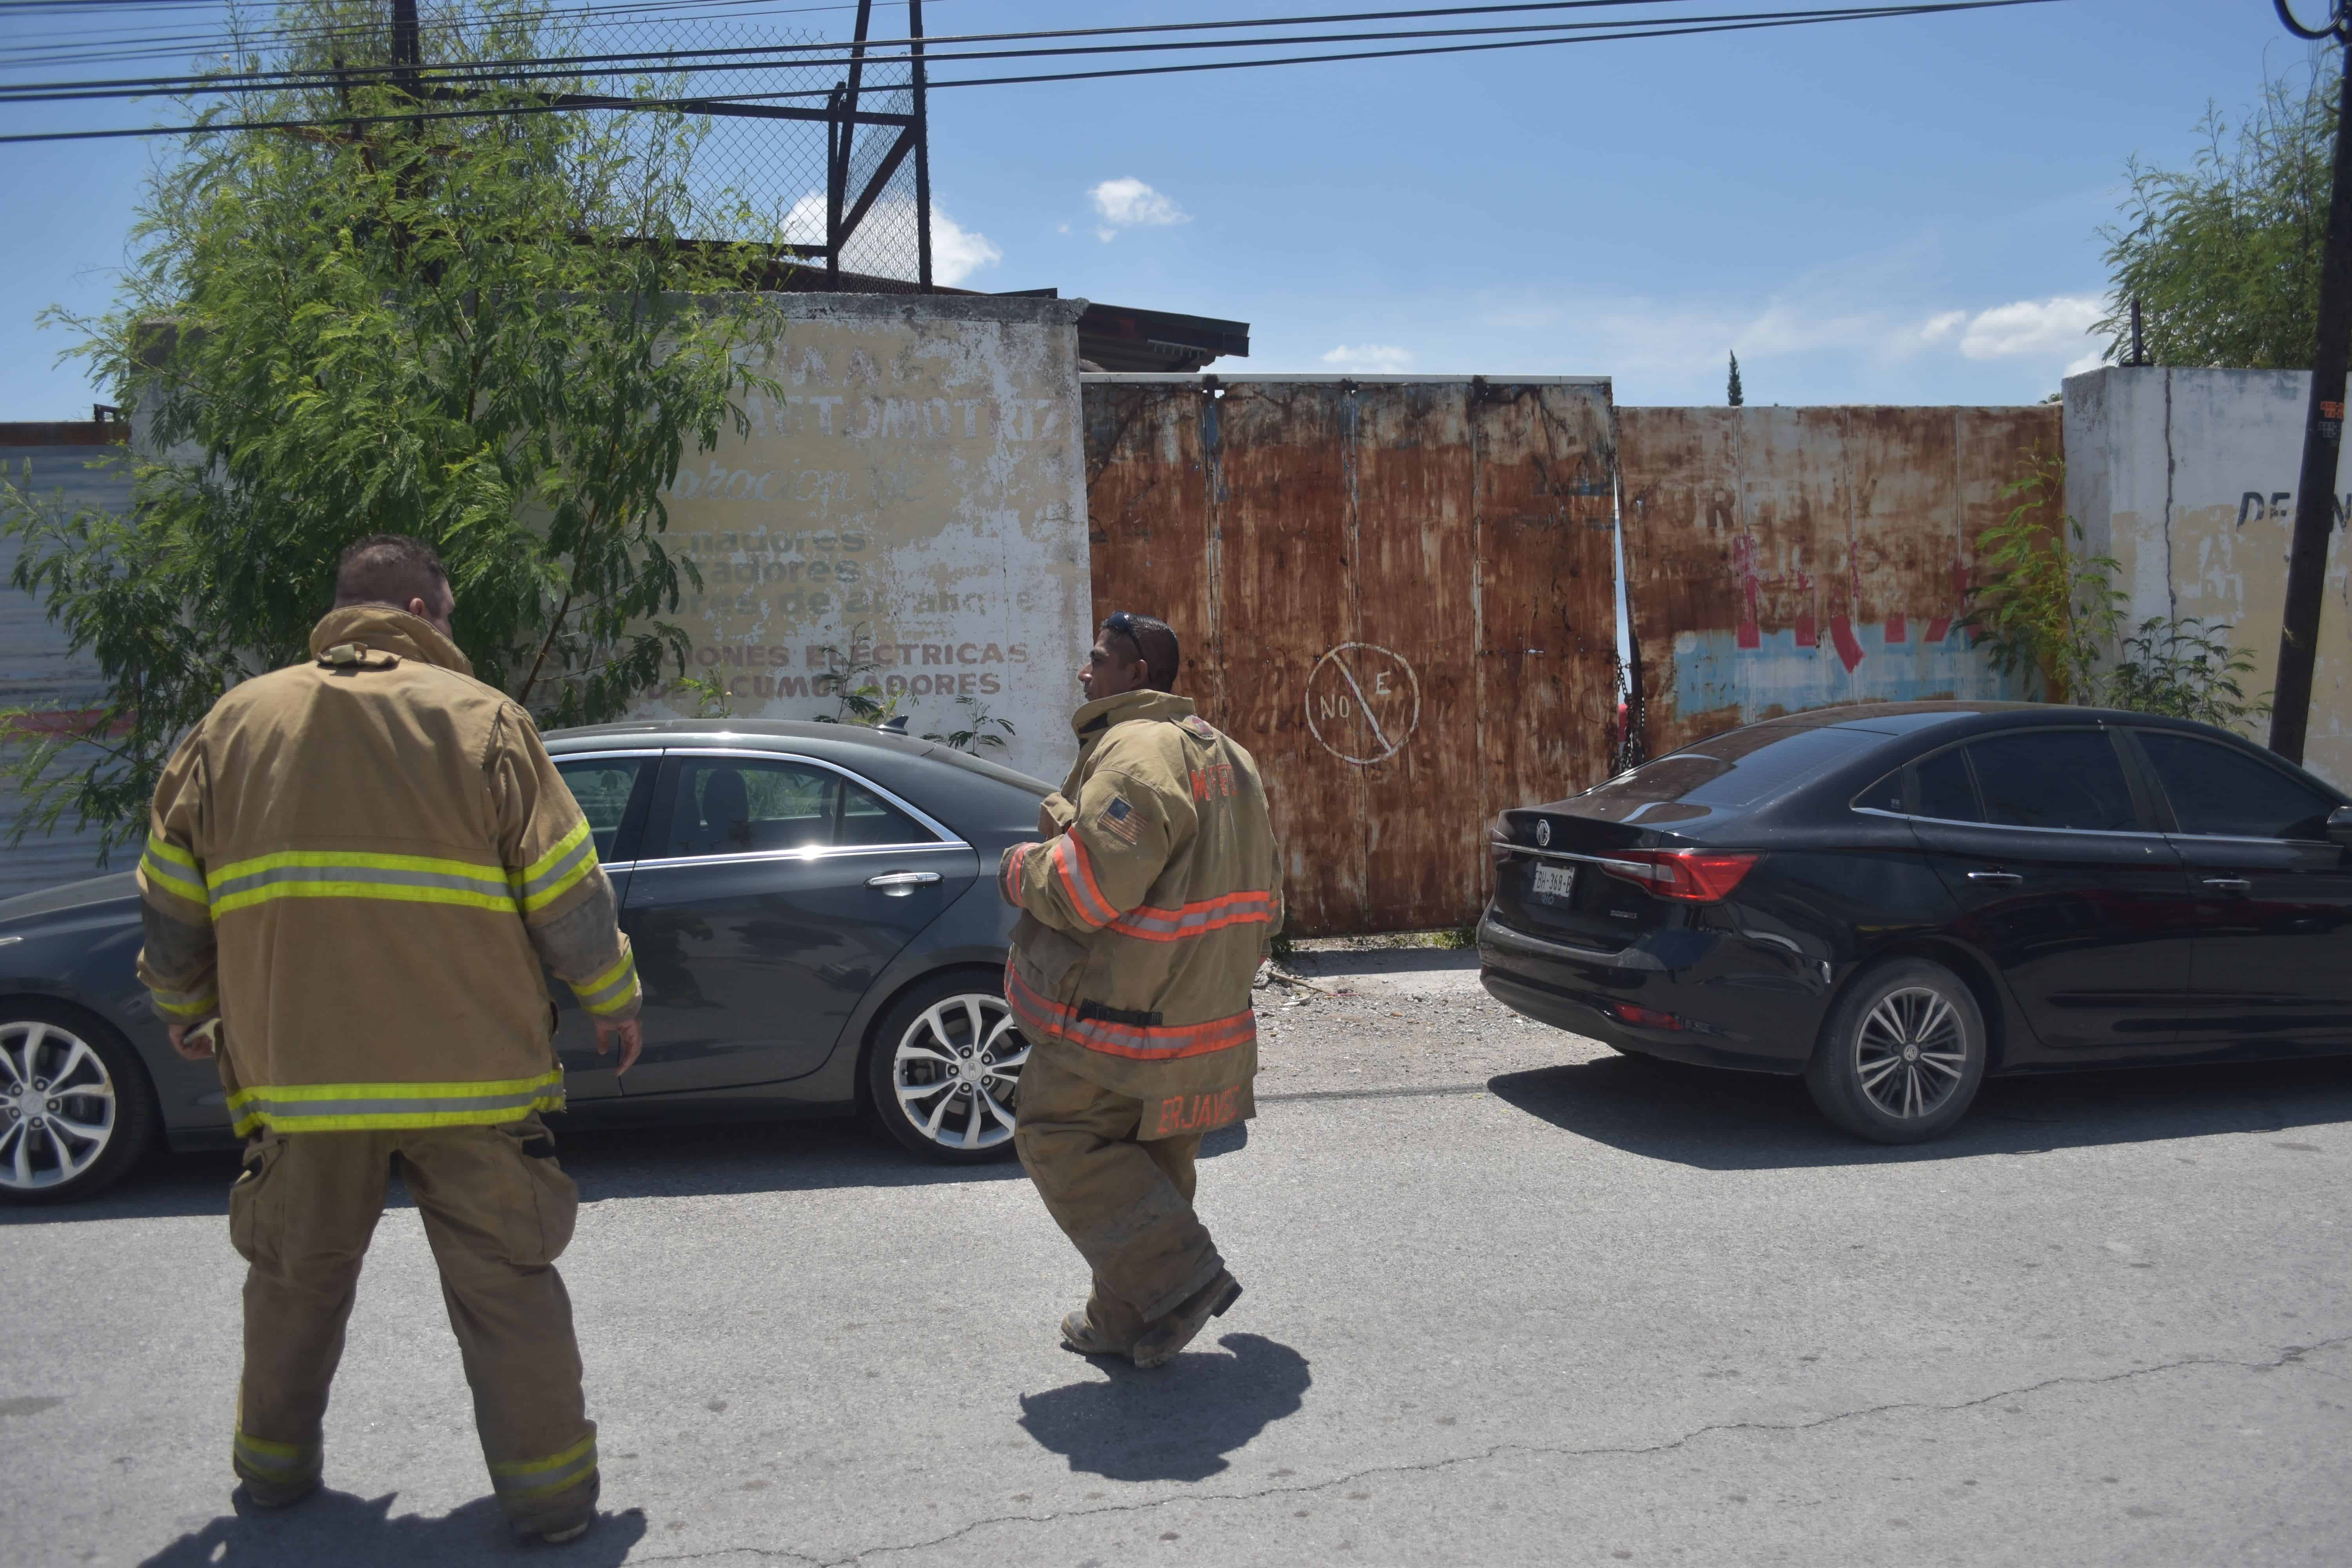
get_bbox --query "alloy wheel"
[1853,985,1967,1120]
[0,1020,118,1192]
[890,995,1027,1152]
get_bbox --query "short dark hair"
[335,534,449,614]
[1102,611,1180,691]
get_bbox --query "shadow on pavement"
[1018,1332,1310,1483]
[1490,1050,2352,1170]
[139,1490,648,1567]
[9,1106,1251,1227]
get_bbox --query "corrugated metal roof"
[0,443,129,898]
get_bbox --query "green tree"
[0,0,787,854]
[2099,50,2340,368]
[1967,448,2269,730]
[1726,350,1744,407]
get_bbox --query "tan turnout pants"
[226,1114,598,1532]
[1014,1052,1229,1341]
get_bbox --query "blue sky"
[0,1,2330,416]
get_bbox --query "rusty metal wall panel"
[1621,405,2059,756]
[1470,385,1622,872]
[1085,375,1621,936]
[0,444,129,900]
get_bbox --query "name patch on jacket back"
[1153,1085,1243,1138]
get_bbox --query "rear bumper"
[1477,913,1813,1075]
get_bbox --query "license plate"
[1529,863,1577,904]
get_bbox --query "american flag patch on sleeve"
[1096,795,1142,845]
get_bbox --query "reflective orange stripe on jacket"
[1108,889,1278,943]
[1006,964,1256,1062]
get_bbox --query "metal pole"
[825,85,843,291]
[911,0,932,292]
[2270,2,2352,763]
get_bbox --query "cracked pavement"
[9,947,2352,1565]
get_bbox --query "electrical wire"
[0,0,2057,143]
[0,0,2040,102]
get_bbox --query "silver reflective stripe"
[493,1443,599,1496]
[209,862,511,901]
[577,962,636,1012]
[239,1087,556,1122]
[517,834,597,900]
[142,849,209,903]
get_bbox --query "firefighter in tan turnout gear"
[1002,612,1281,1369]
[135,535,642,1544]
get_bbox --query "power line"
[0,0,2057,144]
[0,0,2042,104]
[0,0,1776,96]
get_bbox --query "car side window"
[2139,731,2337,841]
[655,758,939,858]
[555,757,652,863]
[1965,731,2140,833]
[1913,747,1981,823]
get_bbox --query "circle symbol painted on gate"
[1303,643,1421,767]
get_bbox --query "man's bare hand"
[169,1020,218,1061]
[595,1017,643,1075]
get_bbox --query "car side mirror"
[2330,806,2352,849]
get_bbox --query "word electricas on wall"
[1303,643,1422,768]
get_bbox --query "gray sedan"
[0,719,1051,1203]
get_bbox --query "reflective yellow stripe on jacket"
[225,1071,565,1135]
[209,849,518,916]
[141,836,211,916]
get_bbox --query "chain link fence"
[274,1,931,289]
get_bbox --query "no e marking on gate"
[1303,643,1421,767]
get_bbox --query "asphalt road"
[9,947,2352,1566]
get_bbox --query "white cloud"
[1089,176,1188,240]
[781,195,1000,286]
[1918,310,1967,345]
[1953,294,2104,360]
[1321,343,1415,373]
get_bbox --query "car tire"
[0,1001,160,1204]
[1804,958,1985,1144]
[864,971,1027,1165]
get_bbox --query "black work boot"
[1131,1270,1243,1370]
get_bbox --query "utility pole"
[2270,1,2352,764]
[390,0,420,101]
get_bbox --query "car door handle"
[1965,870,2022,884]
[2202,877,2253,893]
[866,871,944,897]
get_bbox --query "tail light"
[1488,813,1515,867]
[1597,849,1759,903]
[1612,1002,1684,1030]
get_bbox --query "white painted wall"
[632,294,1093,782]
[2065,366,2351,789]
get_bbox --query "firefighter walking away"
[136,535,643,1543]
[1001,611,1281,1368]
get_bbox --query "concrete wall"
[633,293,1094,782]
[2065,367,2351,789]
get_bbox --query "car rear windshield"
[1576,726,1883,818]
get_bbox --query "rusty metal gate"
[1083,375,1621,936]
[1617,405,2060,757]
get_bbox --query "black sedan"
[0,719,1051,1203]
[1481,701,2352,1143]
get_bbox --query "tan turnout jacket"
[135,606,641,1137]
[999,689,1281,1134]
